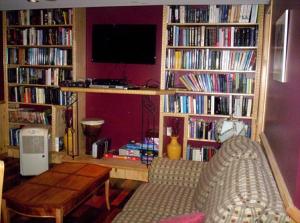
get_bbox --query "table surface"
[3,162,111,217]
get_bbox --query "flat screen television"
[92,24,157,64]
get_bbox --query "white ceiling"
[0,0,270,11]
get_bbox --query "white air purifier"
[20,127,49,176]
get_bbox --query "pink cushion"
[159,212,205,223]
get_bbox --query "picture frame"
[273,10,289,83]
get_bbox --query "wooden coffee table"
[1,162,111,223]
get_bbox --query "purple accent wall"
[85,6,162,150]
[0,12,4,101]
[264,1,300,207]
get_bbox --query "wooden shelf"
[9,102,54,107]
[167,22,259,26]
[7,45,72,49]
[174,90,254,97]
[165,68,256,73]
[188,138,217,143]
[8,83,59,88]
[167,46,257,50]
[62,155,149,182]
[162,112,253,120]
[7,24,72,28]
[60,87,176,96]
[8,64,72,69]
[9,122,51,126]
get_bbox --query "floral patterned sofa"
[112,136,290,223]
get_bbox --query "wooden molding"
[260,133,300,223]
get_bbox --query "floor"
[1,156,142,223]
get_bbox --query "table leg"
[105,179,110,210]
[55,208,63,223]
[2,199,10,223]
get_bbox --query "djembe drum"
[81,118,105,155]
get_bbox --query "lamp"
[216,117,247,143]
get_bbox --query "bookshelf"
[159,5,264,161]
[2,8,86,158]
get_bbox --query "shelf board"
[167,22,259,26]
[174,90,254,97]
[62,155,148,171]
[9,122,50,126]
[8,64,72,69]
[7,147,20,158]
[165,68,255,73]
[7,24,73,28]
[7,45,72,49]
[167,46,257,50]
[188,138,217,142]
[9,101,54,107]
[60,87,176,96]
[8,83,59,88]
[162,112,253,119]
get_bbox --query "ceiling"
[0,0,269,11]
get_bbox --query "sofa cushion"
[122,183,197,215]
[194,136,259,209]
[258,208,291,223]
[149,158,204,188]
[159,212,205,223]
[112,210,172,223]
[203,159,269,222]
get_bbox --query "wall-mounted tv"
[92,24,156,64]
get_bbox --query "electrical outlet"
[166,127,172,136]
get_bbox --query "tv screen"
[92,24,157,64]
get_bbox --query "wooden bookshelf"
[2,8,86,155]
[159,4,264,160]
[60,87,176,96]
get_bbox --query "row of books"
[168,5,258,24]
[178,72,254,94]
[188,118,217,140]
[186,145,217,162]
[168,26,258,47]
[8,67,72,86]
[9,86,72,105]
[164,94,253,117]
[9,109,51,124]
[7,48,72,66]
[6,9,72,26]
[9,128,21,146]
[8,27,72,46]
[166,49,256,71]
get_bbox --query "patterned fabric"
[195,136,257,210]
[159,212,205,223]
[112,210,176,223]
[194,136,259,209]
[114,137,290,223]
[259,208,291,223]
[122,183,197,215]
[149,157,204,188]
[203,159,269,222]
[201,158,290,223]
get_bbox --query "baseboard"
[260,133,300,223]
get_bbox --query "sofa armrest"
[149,157,205,188]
